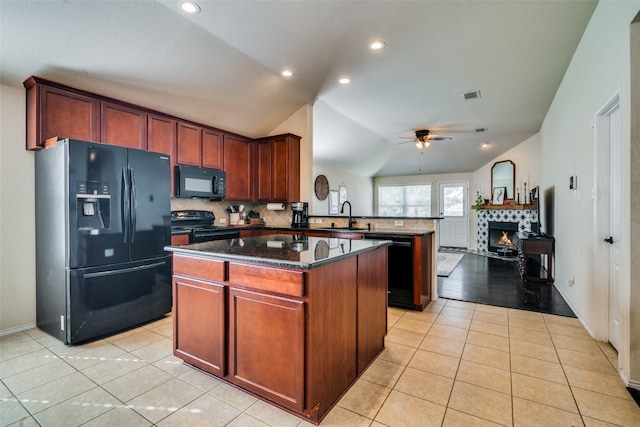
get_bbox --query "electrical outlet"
[569,276,575,287]
[316,218,322,224]
[394,220,404,227]
[309,218,315,224]
[219,218,226,224]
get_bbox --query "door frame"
[592,91,621,345]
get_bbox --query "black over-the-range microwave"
[175,165,226,199]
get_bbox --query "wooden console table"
[517,232,555,283]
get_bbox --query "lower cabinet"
[171,250,386,424]
[228,287,305,411]
[173,275,226,377]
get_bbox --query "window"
[378,184,431,217]
[442,185,464,217]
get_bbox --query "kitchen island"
[165,234,391,424]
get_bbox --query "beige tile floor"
[2,298,640,426]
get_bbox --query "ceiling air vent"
[462,90,481,100]
[475,127,487,133]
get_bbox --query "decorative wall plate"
[314,175,329,200]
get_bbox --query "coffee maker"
[291,202,309,228]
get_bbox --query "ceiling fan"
[400,129,453,149]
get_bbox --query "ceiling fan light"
[415,141,423,149]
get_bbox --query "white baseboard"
[626,375,640,390]
[0,323,37,337]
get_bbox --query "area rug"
[437,252,464,277]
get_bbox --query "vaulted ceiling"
[0,0,597,176]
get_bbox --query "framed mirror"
[491,160,515,201]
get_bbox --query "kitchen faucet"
[340,200,356,228]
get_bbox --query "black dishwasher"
[366,234,414,309]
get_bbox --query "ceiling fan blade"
[430,136,452,141]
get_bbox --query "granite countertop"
[165,234,392,269]
[259,226,434,238]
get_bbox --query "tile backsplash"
[171,198,292,226]
[170,199,438,232]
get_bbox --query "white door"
[607,104,622,351]
[438,182,468,248]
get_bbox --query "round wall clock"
[314,175,329,200]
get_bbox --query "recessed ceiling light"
[178,1,200,14]
[281,70,294,77]
[339,77,351,85]
[481,142,490,148]
[369,40,386,50]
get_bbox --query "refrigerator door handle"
[130,167,137,243]
[122,167,130,244]
[83,261,166,278]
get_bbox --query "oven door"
[191,228,240,243]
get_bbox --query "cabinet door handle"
[604,236,614,244]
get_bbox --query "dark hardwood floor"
[437,251,576,317]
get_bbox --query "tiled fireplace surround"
[476,207,538,252]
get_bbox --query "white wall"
[311,164,373,216]
[538,1,640,384]
[473,134,541,205]
[0,84,36,333]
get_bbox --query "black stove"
[171,210,240,243]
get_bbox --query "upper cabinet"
[223,134,253,202]
[148,114,177,194]
[101,102,147,150]
[255,134,300,203]
[24,76,100,150]
[175,123,223,170]
[202,128,223,170]
[24,76,300,202]
[176,121,202,166]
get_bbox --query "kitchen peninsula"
[165,234,391,424]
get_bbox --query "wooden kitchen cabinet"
[147,114,175,156]
[255,134,301,202]
[173,275,226,377]
[100,102,147,150]
[176,124,223,169]
[24,77,301,200]
[24,76,100,150]
[202,128,223,169]
[173,256,227,377]
[228,287,305,411]
[148,114,176,194]
[170,233,189,245]
[238,229,254,238]
[176,121,202,166]
[168,242,386,424]
[356,247,388,374]
[223,134,253,201]
[255,139,272,201]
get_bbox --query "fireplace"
[488,221,519,256]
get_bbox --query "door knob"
[604,236,614,244]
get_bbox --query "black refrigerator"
[35,139,172,344]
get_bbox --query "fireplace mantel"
[473,202,538,211]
